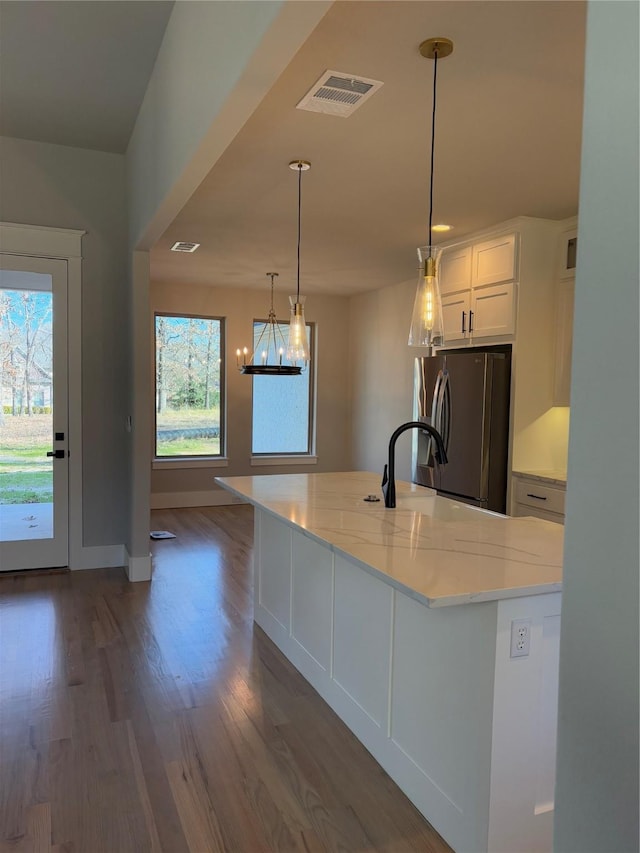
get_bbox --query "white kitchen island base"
[253,507,560,853]
[215,472,563,853]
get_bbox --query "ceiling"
[152,0,586,297]
[0,0,173,153]
[1,1,586,298]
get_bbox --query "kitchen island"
[216,471,563,853]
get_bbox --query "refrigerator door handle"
[428,369,444,464]
[437,371,451,453]
[431,370,443,426]
[436,370,451,454]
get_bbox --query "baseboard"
[126,550,152,582]
[150,490,247,509]
[69,543,126,571]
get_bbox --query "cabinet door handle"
[461,311,466,334]
[526,493,547,501]
[469,309,474,332]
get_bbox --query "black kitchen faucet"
[381,421,448,508]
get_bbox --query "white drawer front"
[514,503,564,524]
[515,479,566,515]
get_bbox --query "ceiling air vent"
[297,70,383,118]
[171,241,200,253]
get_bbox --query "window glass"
[155,314,224,457]
[251,322,313,454]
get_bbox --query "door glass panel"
[0,270,54,542]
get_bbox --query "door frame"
[0,254,69,568]
[0,222,89,568]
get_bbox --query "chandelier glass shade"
[408,37,453,352]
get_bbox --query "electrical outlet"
[510,619,531,658]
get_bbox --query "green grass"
[0,470,53,504]
[156,407,220,430]
[156,437,221,457]
[155,407,220,457]
[11,445,50,460]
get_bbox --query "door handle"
[47,449,66,459]
[469,309,474,332]
[461,311,466,334]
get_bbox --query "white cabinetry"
[471,282,517,338]
[553,223,577,405]
[471,233,517,287]
[333,555,392,729]
[557,227,578,279]
[512,475,566,524]
[553,281,575,405]
[439,232,517,345]
[440,244,472,295]
[252,506,561,853]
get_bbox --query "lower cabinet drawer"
[513,503,564,524]
[514,479,566,515]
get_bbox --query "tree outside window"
[155,314,224,457]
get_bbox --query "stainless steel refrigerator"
[412,349,511,512]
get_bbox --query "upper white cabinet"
[438,231,518,345]
[557,227,578,279]
[552,221,578,404]
[471,233,517,288]
[439,245,472,296]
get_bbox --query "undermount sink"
[395,493,506,522]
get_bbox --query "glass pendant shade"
[286,295,309,364]
[408,246,444,349]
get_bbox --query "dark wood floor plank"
[0,504,451,853]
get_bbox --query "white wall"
[554,3,639,851]
[349,276,423,482]
[150,281,351,504]
[124,0,330,558]
[0,136,129,549]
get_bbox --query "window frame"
[153,311,226,462]
[250,319,315,458]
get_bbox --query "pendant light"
[408,37,453,351]
[237,273,303,375]
[286,159,310,365]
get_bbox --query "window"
[251,321,313,455]
[154,313,224,458]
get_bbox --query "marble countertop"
[215,472,563,608]
[512,469,568,487]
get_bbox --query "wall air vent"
[296,70,383,118]
[170,241,200,253]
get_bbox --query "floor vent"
[297,70,383,118]
[171,241,200,253]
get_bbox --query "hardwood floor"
[0,505,451,853]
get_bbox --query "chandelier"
[236,272,303,375]
[237,160,311,375]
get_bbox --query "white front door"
[0,254,69,569]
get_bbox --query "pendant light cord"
[428,46,439,258]
[296,164,302,301]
